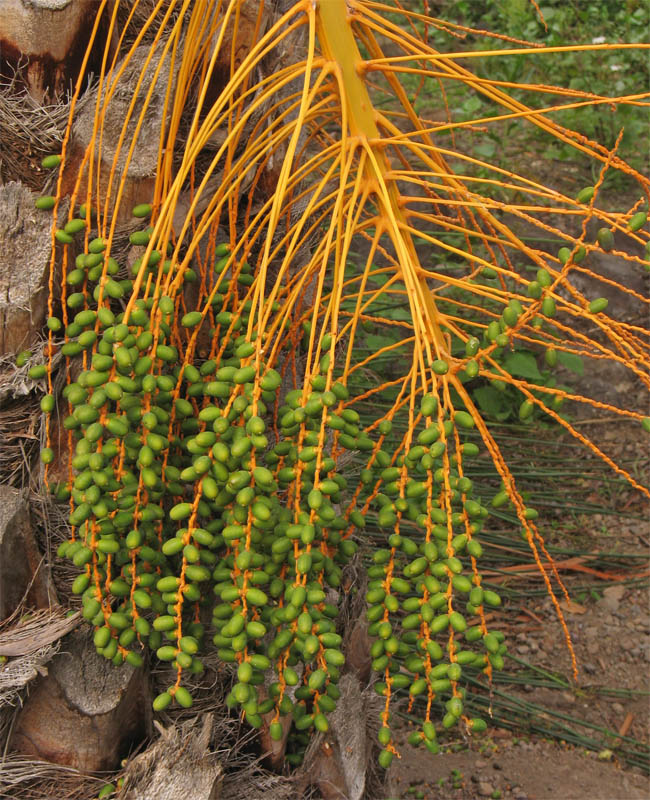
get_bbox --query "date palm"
[36,0,649,776]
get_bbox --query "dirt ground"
[389,733,649,800]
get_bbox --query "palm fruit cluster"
[32,178,510,766]
[354,391,505,767]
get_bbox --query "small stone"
[478,782,494,797]
[612,702,624,714]
[583,661,597,674]
[516,644,529,655]
[602,584,625,610]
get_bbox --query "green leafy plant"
[421,0,650,172]
[29,0,649,773]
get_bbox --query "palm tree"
[5,0,649,794]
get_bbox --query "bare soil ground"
[389,733,649,800]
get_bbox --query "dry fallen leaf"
[559,599,587,615]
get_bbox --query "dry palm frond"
[0,608,79,714]
[0,756,106,800]
[0,609,79,658]
[0,395,40,488]
[0,78,91,191]
[0,645,57,709]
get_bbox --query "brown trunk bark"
[11,627,150,771]
[0,485,53,616]
[0,0,113,102]
[120,715,223,800]
[0,183,68,356]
